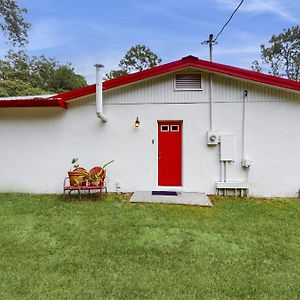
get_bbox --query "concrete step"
[130,191,213,206]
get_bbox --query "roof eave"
[0,99,66,108]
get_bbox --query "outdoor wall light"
[134,117,140,128]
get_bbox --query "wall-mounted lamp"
[134,117,140,128]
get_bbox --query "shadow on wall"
[0,107,66,122]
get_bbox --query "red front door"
[158,121,182,186]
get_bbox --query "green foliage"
[0,50,87,96]
[0,0,30,46]
[102,159,114,169]
[119,44,162,73]
[252,26,300,81]
[104,69,128,80]
[71,158,79,169]
[0,3,87,96]
[105,44,162,80]
[0,79,47,97]
[49,65,88,93]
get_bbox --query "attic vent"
[175,74,202,90]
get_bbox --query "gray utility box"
[220,135,234,162]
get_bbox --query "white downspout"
[94,64,107,122]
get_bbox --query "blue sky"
[2,0,299,83]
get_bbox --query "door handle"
[158,153,162,160]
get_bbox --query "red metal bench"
[63,177,107,197]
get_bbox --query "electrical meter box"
[207,131,219,145]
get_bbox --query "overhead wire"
[213,0,245,42]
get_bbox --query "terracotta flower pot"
[89,166,105,186]
[68,167,88,187]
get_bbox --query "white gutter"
[94,64,107,122]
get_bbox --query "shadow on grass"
[59,192,132,204]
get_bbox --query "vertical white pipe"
[242,90,248,159]
[94,64,107,122]
[220,161,223,182]
[209,75,213,131]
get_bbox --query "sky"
[1,0,299,83]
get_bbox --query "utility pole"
[201,34,217,131]
[201,33,217,62]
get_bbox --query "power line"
[201,0,245,61]
[214,0,244,42]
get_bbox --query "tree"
[105,44,162,80]
[0,79,46,97]
[0,0,30,46]
[119,44,162,73]
[0,3,87,97]
[49,65,87,93]
[0,50,87,97]
[252,26,300,81]
[104,69,128,80]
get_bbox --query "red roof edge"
[49,84,96,102]
[0,98,66,108]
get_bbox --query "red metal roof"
[1,55,299,108]
[0,98,67,108]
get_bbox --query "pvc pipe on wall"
[209,74,213,131]
[219,161,227,183]
[242,90,248,159]
[94,64,107,122]
[220,161,223,182]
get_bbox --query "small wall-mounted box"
[242,157,253,168]
[207,131,220,145]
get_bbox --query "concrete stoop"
[130,191,213,206]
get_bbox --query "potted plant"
[89,171,103,186]
[68,158,89,187]
[89,160,114,186]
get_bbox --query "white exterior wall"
[0,71,300,196]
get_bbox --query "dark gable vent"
[175,74,201,90]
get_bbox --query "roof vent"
[175,74,202,90]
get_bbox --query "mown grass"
[0,193,300,299]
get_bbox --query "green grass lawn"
[1,194,300,299]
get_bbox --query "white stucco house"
[1,55,300,197]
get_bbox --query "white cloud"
[216,0,299,22]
